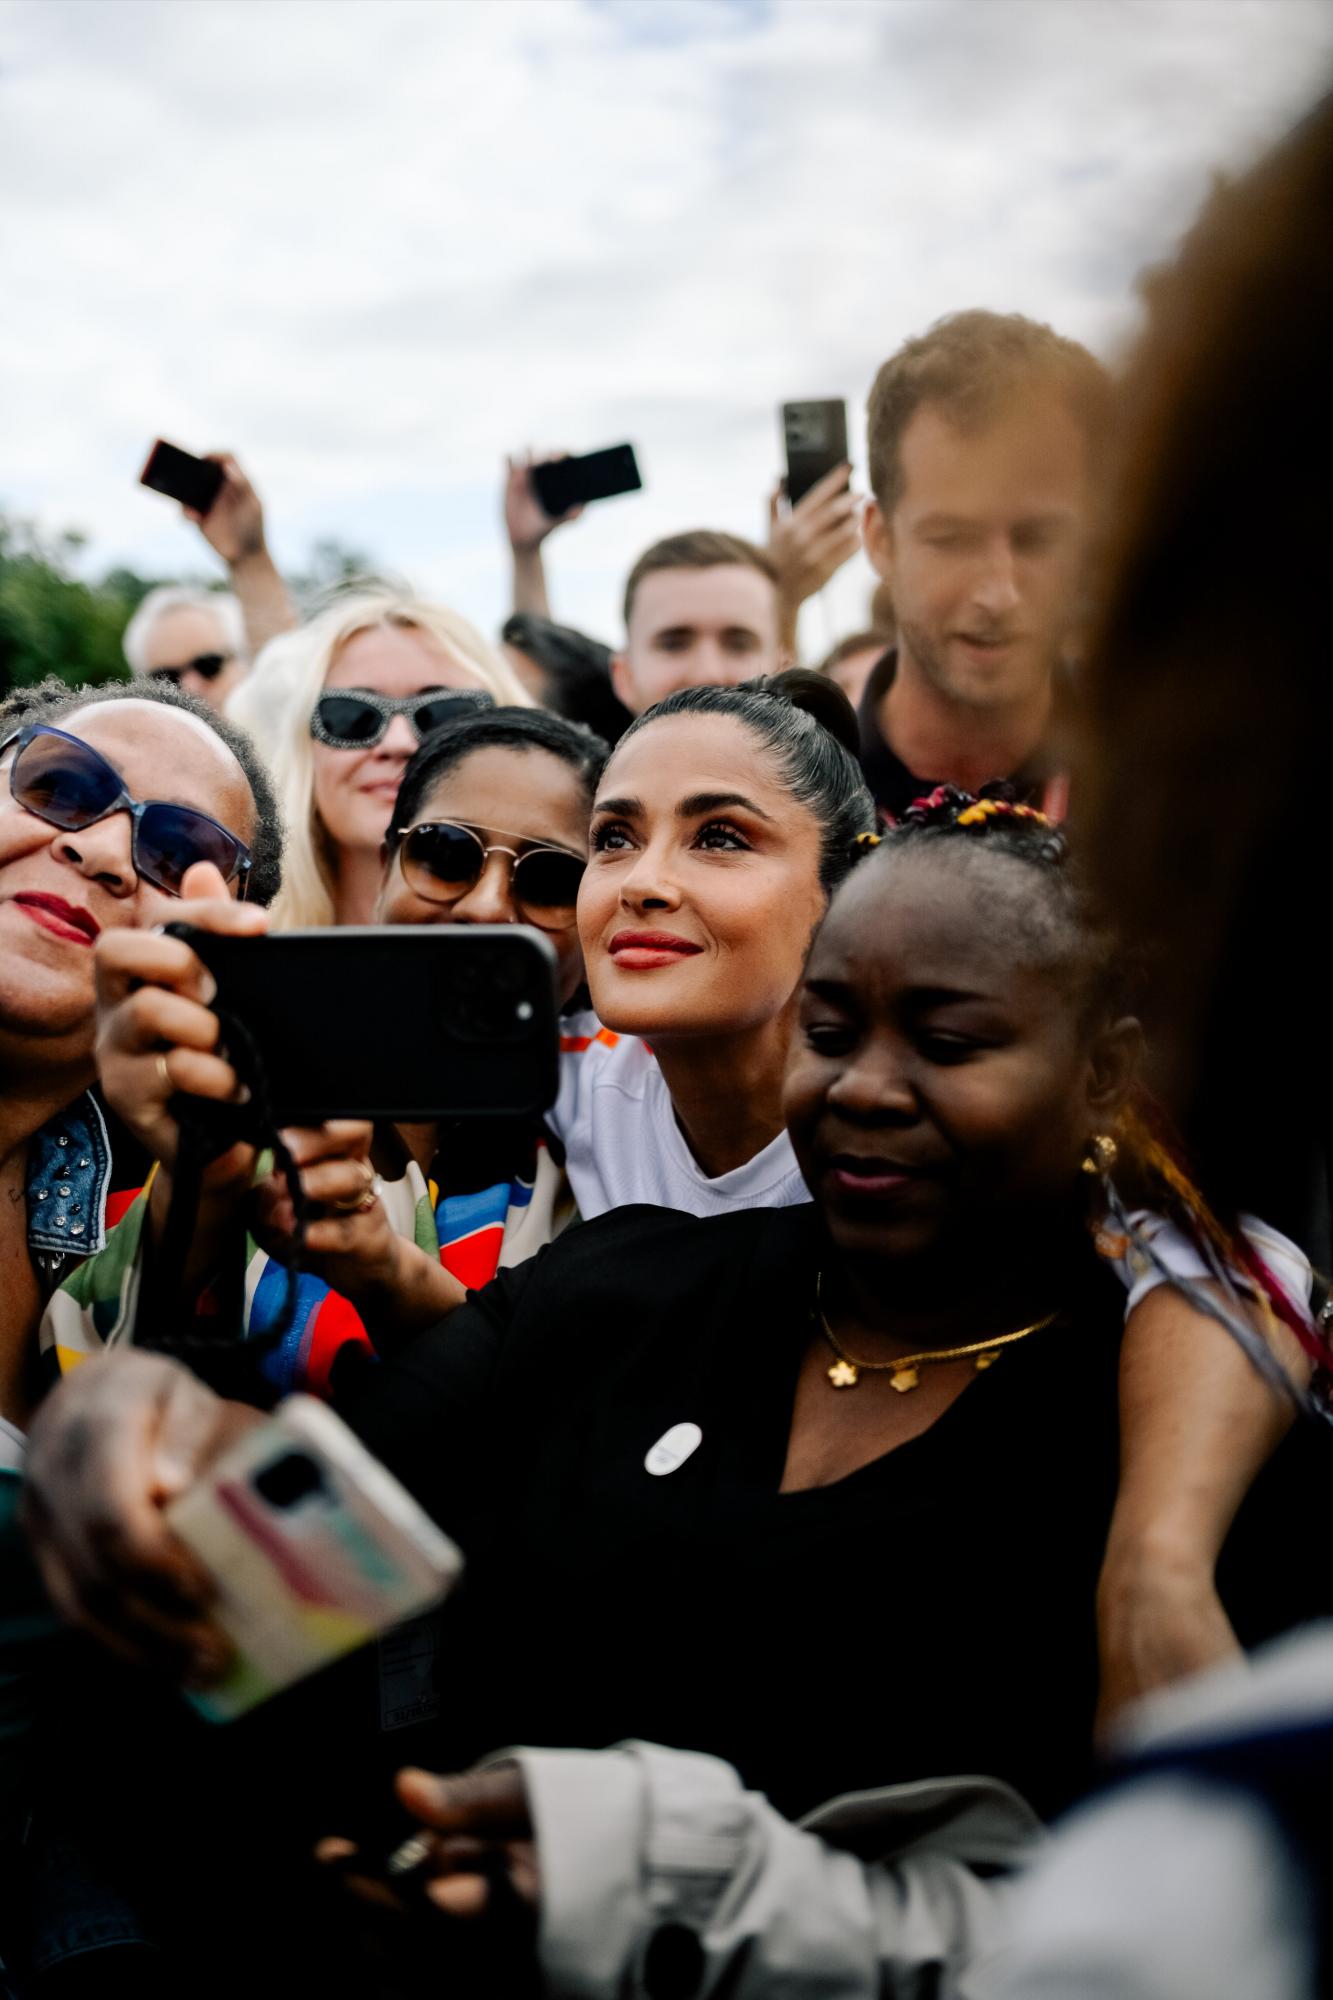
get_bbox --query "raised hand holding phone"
[138,440,296,650]
[139,439,226,517]
[503,449,584,554]
[94,860,267,1188]
[248,1120,468,1346]
[767,458,862,657]
[184,452,268,568]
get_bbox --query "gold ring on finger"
[331,1166,379,1216]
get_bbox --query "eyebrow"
[649,625,763,644]
[804,977,995,1005]
[591,792,776,825]
[678,791,775,823]
[915,511,1072,533]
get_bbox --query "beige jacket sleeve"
[488,1741,1042,1999]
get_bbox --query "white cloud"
[2,0,1330,649]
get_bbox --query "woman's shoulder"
[553,1012,651,1099]
[533,1200,812,1285]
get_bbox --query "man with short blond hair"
[611,529,783,715]
[857,308,1111,818]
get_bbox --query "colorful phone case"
[167,1396,463,1722]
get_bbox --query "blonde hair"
[226,589,529,929]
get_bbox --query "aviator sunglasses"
[394,820,586,930]
[2,723,253,897]
[310,686,496,750]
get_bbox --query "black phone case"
[140,441,226,515]
[530,444,642,516]
[781,401,849,507]
[164,925,560,1128]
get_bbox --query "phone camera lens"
[253,1451,325,1510]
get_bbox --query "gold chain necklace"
[815,1276,1059,1392]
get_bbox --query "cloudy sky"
[3,0,1330,651]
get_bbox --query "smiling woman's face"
[311,624,487,860]
[578,713,827,1043]
[375,743,591,1007]
[783,847,1130,1270]
[0,699,255,1054]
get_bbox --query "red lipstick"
[608,930,703,970]
[12,893,101,945]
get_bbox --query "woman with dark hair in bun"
[550,667,877,1218]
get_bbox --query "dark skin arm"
[1096,1281,1309,1729]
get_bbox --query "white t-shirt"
[547,1012,808,1221]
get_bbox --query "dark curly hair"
[0,676,284,907]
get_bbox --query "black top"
[856,648,1075,822]
[36,1203,1331,1992]
[336,1200,1127,1821]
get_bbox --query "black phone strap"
[133,1015,309,1363]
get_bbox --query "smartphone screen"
[530,444,642,517]
[781,401,849,507]
[139,440,226,515]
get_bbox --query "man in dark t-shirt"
[854,310,1110,821]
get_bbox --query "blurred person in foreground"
[226,589,528,927]
[857,309,1109,821]
[610,529,785,713]
[974,88,1333,2000]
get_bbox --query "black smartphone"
[530,444,642,517]
[780,401,849,507]
[139,440,226,516]
[164,925,560,1127]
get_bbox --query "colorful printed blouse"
[41,1125,570,1396]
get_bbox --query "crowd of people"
[0,84,1330,2000]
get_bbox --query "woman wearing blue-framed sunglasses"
[0,677,279,1416]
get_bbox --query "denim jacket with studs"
[26,1092,145,1294]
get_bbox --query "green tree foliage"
[0,514,157,694]
[0,513,376,697]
